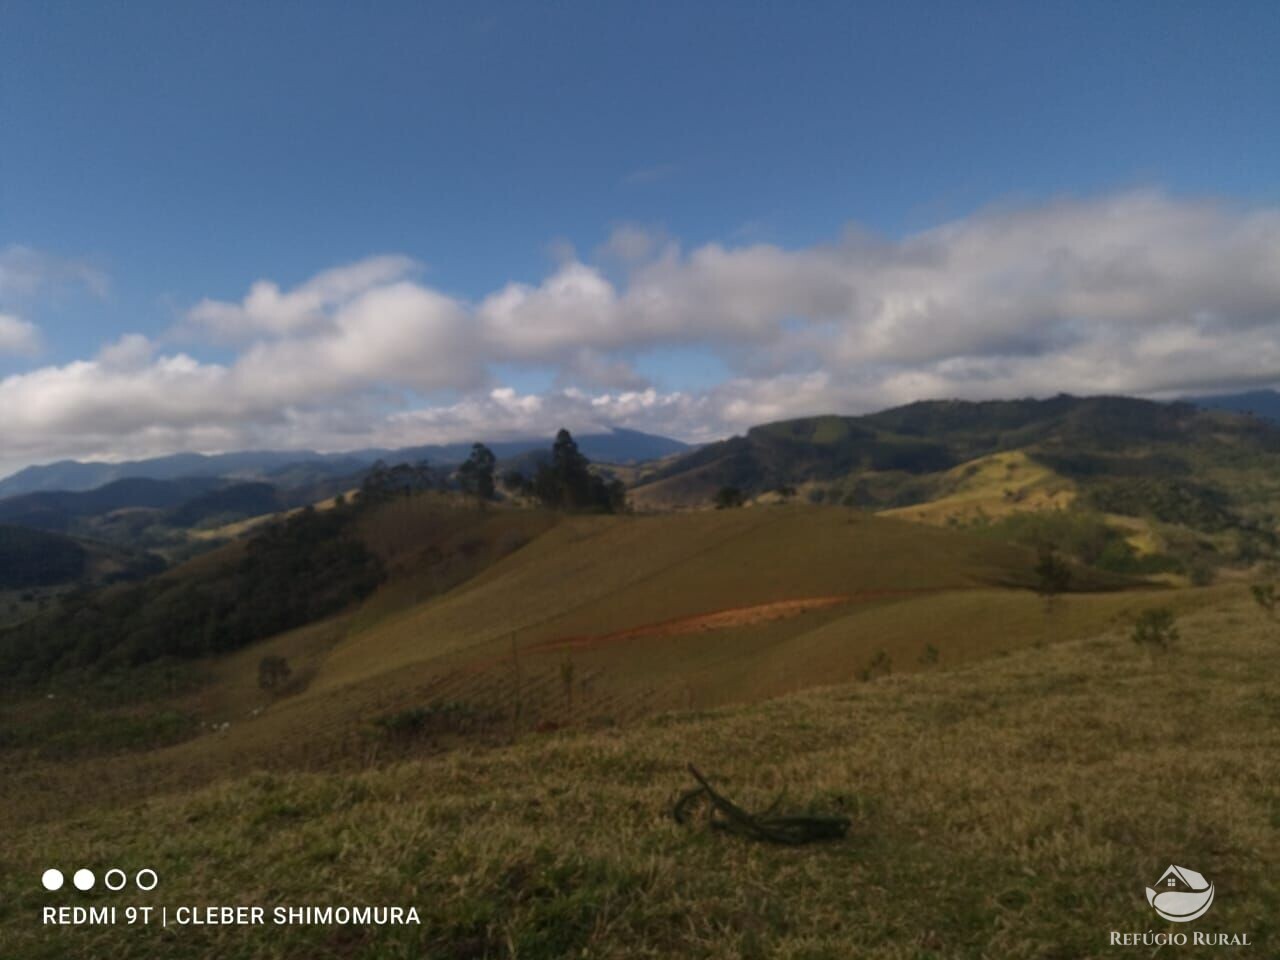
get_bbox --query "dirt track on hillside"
[527,590,931,654]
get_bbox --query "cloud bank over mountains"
[3,190,1280,471]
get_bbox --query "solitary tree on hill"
[1034,546,1072,610]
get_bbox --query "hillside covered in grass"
[2,451,1273,959]
[4,587,1275,959]
[0,494,1166,832]
[632,395,1280,586]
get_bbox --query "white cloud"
[96,333,155,371]
[0,314,41,356]
[5,189,1280,474]
[184,254,418,340]
[597,224,666,264]
[0,245,108,300]
[473,189,1280,398]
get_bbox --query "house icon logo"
[1146,865,1214,922]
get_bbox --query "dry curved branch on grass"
[673,764,851,845]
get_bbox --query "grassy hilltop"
[1,497,1156,823]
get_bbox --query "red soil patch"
[527,591,927,655]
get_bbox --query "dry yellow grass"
[880,451,1075,525]
[879,451,1173,559]
[4,586,1275,958]
[187,489,356,542]
[2,502,1146,824]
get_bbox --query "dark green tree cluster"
[0,505,384,681]
[713,486,746,509]
[1084,478,1237,532]
[0,524,87,588]
[505,430,626,513]
[978,509,1182,576]
[457,443,497,504]
[358,460,439,504]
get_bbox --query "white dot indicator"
[104,869,127,892]
[73,869,95,891]
[135,868,158,891]
[41,869,64,891]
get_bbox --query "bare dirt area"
[527,590,933,653]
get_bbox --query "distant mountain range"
[0,477,224,532]
[0,428,690,498]
[1183,389,1280,423]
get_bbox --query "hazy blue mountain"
[1184,389,1280,423]
[0,477,224,532]
[0,429,690,498]
[0,452,328,498]
[574,428,691,463]
[163,482,285,528]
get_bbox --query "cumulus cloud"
[184,255,419,340]
[4,189,1280,473]
[597,224,668,265]
[0,314,41,356]
[0,279,485,470]
[476,189,1280,398]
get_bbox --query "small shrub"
[1130,608,1179,655]
[1187,560,1216,587]
[373,707,429,741]
[1251,584,1277,619]
[918,643,940,667]
[257,655,291,690]
[373,700,486,741]
[1034,547,1072,608]
[714,486,746,509]
[859,650,893,682]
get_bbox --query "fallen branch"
[673,764,851,845]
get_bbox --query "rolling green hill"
[632,395,1280,575]
[2,481,1268,959]
[0,495,1157,813]
[637,395,1280,507]
[0,477,222,533]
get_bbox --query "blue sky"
[2,1,1280,471]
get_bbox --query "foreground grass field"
[4,587,1275,959]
